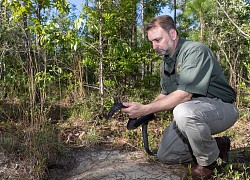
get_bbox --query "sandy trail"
[48,148,187,180]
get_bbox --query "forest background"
[0,0,249,179]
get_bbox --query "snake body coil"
[106,103,156,156]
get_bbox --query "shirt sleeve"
[177,45,214,95]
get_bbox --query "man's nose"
[152,42,158,50]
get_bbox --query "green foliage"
[0,0,249,179]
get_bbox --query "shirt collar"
[163,38,186,64]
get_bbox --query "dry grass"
[0,98,249,179]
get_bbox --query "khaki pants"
[157,97,238,166]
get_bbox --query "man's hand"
[121,102,149,118]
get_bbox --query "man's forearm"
[145,90,193,114]
[154,93,167,101]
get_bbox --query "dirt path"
[1,146,249,179]
[48,148,187,180]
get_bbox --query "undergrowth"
[0,91,249,179]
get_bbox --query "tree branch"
[216,0,250,39]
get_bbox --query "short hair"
[145,15,178,34]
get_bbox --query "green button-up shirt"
[160,38,236,103]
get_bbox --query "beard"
[156,48,171,56]
[156,39,175,56]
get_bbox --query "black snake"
[106,103,156,156]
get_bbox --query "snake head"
[106,103,127,120]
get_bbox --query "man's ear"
[169,29,177,41]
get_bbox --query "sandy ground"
[47,148,187,180]
[1,146,249,180]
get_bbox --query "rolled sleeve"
[177,48,214,95]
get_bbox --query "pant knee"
[156,121,194,164]
[157,150,179,164]
[157,147,193,164]
[173,103,193,133]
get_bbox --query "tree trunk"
[174,0,177,25]
[199,9,205,42]
[98,1,104,113]
[141,0,145,80]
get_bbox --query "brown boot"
[189,165,214,180]
[185,161,221,180]
[184,137,230,179]
[215,136,230,163]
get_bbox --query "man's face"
[147,25,176,56]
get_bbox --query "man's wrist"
[144,103,154,115]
